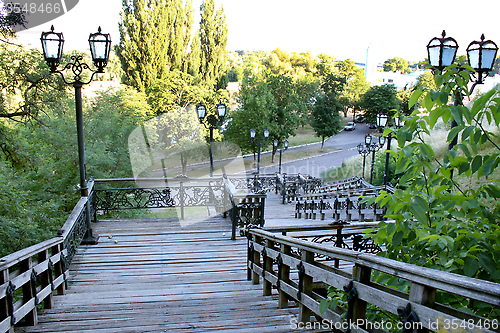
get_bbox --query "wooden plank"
[24,214,308,333]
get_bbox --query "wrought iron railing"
[223,175,266,240]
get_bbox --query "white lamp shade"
[40,26,64,63]
[467,35,498,71]
[379,136,386,146]
[427,30,458,69]
[273,139,278,147]
[216,104,226,118]
[376,113,388,127]
[89,27,111,71]
[250,128,256,139]
[196,104,206,120]
[284,140,289,149]
[365,134,372,145]
[263,128,270,138]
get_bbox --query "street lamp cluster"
[427,31,498,178]
[427,30,498,85]
[250,128,269,174]
[358,31,498,187]
[358,132,385,184]
[357,113,403,185]
[273,139,289,174]
[196,103,227,177]
[40,25,112,244]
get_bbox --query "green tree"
[224,72,303,160]
[117,0,194,92]
[0,42,68,121]
[383,57,411,74]
[223,76,274,155]
[265,74,303,160]
[310,73,344,150]
[335,59,369,117]
[199,0,228,89]
[360,84,399,124]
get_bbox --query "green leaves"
[370,67,500,314]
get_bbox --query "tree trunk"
[181,152,187,174]
[321,137,325,152]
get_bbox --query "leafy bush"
[365,66,500,318]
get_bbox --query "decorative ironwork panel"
[63,205,88,264]
[94,188,175,210]
[353,235,381,254]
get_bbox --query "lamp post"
[427,32,498,139]
[197,103,226,177]
[273,139,289,174]
[250,128,269,174]
[427,31,498,178]
[41,25,111,244]
[365,134,385,184]
[377,113,403,186]
[357,143,370,179]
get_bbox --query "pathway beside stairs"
[21,194,327,333]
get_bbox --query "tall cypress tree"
[199,0,228,88]
[117,0,194,92]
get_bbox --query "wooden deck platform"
[21,213,322,333]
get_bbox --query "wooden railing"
[247,228,500,333]
[0,179,95,333]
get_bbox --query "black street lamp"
[426,30,458,71]
[377,113,403,186]
[41,25,111,244]
[427,31,498,177]
[273,139,289,174]
[250,128,269,174]
[466,34,499,91]
[365,133,385,184]
[197,103,226,177]
[357,143,370,179]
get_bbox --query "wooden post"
[38,250,53,309]
[409,282,436,333]
[278,244,291,309]
[0,269,13,333]
[298,250,314,323]
[259,196,265,227]
[20,258,37,326]
[53,244,66,295]
[351,264,371,328]
[252,235,261,285]
[263,240,274,296]
[346,198,352,222]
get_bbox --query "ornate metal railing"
[93,177,226,219]
[263,223,382,266]
[223,175,266,240]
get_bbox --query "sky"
[16,0,500,64]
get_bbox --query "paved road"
[258,123,374,178]
[153,121,375,179]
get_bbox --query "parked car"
[354,116,365,123]
[344,122,356,131]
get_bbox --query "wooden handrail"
[248,228,500,332]
[0,238,68,333]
